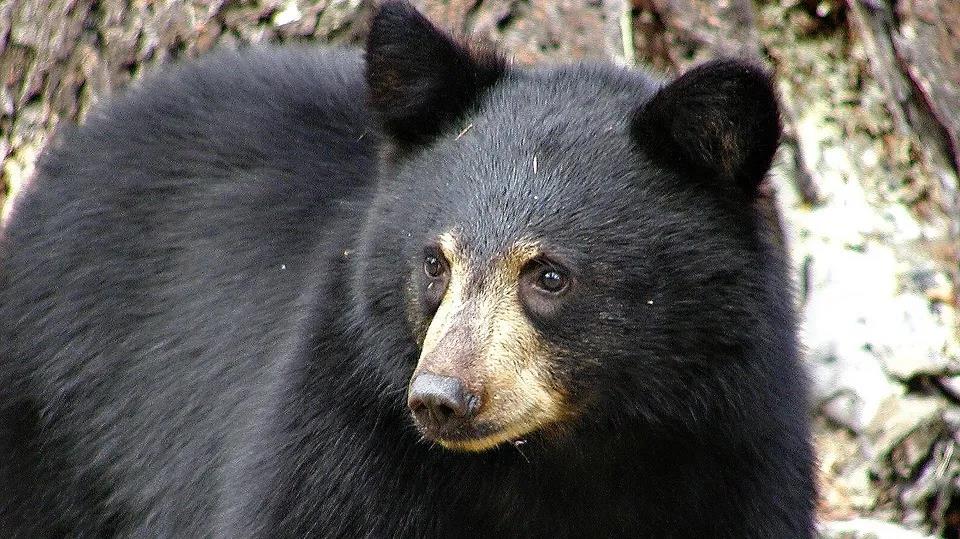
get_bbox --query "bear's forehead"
[425,158,657,265]
[429,65,661,188]
[414,65,671,261]
[480,64,659,131]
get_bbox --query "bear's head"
[353,1,788,453]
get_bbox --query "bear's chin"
[436,433,526,453]
[424,421,551,453]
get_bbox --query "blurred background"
[1,0,958,536]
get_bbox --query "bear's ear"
[632,60,781,198]
[366,1,506,147]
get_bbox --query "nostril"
[409,398,428,415]
[431,402,456,423]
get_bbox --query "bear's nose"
[408,373,478,435]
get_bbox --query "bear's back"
[0,46,376,535]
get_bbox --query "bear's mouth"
[416,418,546,453]
[416,419,496,445]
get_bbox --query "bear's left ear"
[366,1,506,148]
[632,60,781,198]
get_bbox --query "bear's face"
[363,1,782,452]
[393,79,662,451]
[408,231,572,451]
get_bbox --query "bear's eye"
[519,257,572,321]
[423,254,445,278]
[421,248,450,315]
[523,257,571,297]
[536,269,567,293]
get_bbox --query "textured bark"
[638,0,762,62]
[1,0,369,216]
[847,0,960,309]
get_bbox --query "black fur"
[365,1,505,147]
[632,59,781,197]
[0,1,814,536]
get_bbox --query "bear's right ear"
[632,60,782,199]
[366,1,506,148]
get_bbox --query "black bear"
[0,1,815,536]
